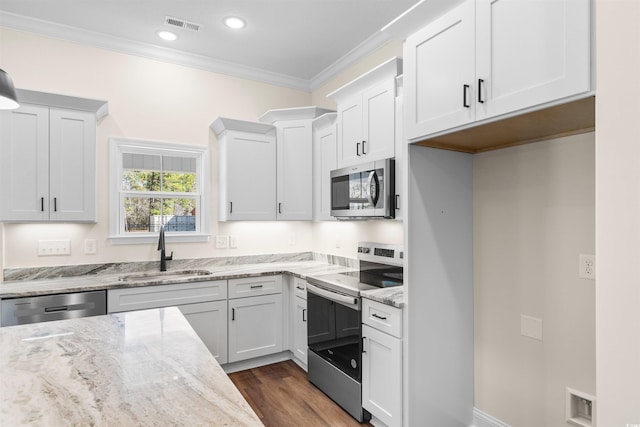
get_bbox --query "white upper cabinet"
[328,58,401,168]
[312,113,337,221]
[404,1,476,139]
[212,118,277,221]
[474,0,591,121]
[0,90,107,222]
[259,107,333,221]
[400,0,591,140]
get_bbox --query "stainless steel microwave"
[330,158,395,219]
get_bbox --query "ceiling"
[0,0,419,91]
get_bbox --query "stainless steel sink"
[118,269,213,282]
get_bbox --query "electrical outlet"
[84,239,97,255]
[215,235,229,249]
[229,235,238,249]
[579,254,596,280]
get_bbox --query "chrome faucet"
[157,224,173,272]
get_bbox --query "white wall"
[595,1,640,425]
[474,133,595,427]
[0,27,316,268]
[0,28,405,269]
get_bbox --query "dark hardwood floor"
[228,360,372,427]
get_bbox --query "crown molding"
[0,11,311,92]
[1,11,398,95]
[309,31,395,92]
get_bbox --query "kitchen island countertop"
[0,307,263,426]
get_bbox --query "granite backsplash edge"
[2,252,358,282]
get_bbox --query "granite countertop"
[0,260,357,299]
[0,307,262,426]
[0,254,404,308]
[360,286,405,309]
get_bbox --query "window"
[109,138,209,244]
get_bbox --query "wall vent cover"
[164,16,202,32]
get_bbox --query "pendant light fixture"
[0,68,19,110]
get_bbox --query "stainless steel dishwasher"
[1,290,107,327]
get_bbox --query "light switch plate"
[38,240,71,256]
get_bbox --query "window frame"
[109,137,210,244]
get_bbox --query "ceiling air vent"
[164,16,202,32]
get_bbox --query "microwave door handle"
[367,171,380,206]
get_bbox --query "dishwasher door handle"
[44,306,69,313]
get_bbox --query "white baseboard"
[473,408,512,427]
[221,351,291,374]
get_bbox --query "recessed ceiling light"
[224,16,246,30]
[157,30,178,41]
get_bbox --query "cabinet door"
[0,104,49,221]
[362,79,396,161]
[475,0,591,121]
[404,0,475,139]
[179,300,228,364]
[276,120,312,220]
[228,294,283,363]
[49,108,96,221]
[222,131,277,220]
[362,324,403,427]
[336,95,363,168]
[312,118,337,221]
[292,296,308,366]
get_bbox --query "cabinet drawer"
[362,298,402,338]
[228,275,283,299]
[293,278,307,300]
[107,280,227,313]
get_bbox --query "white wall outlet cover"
[229,235,238,249]
[215,235,229,249]
[579,254,596,280]
[84,239,97,255]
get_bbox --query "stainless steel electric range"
[305,242,403,422]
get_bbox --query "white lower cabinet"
[178,301,228,364]
[107,280,228,363]
[228,293,283,363]
[362,299,403,427]
[227,276,284,364]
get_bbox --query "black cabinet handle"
[395,194,400,210]
[362,140,367,155]
[232,308,235,321]
[278,202,282,214]
[356,142,361,156]
[362,336,367,353]
[250,284,263,289]
[302,308,306,322]
[478,79,485,104]
[53,198,57,212]
[372,313,388,320]
[463,84,470,108]
[230,202,233,214]
[41,197,44,212]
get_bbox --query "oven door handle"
[306,283,359,309]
